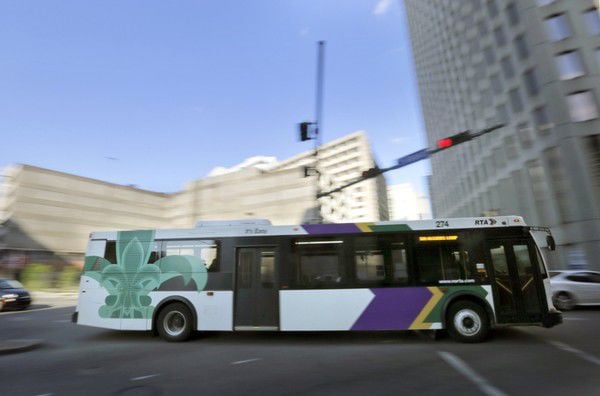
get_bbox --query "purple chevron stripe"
[351,288,433,330]
[302,223,363,234]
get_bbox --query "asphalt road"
[2,299,600,396]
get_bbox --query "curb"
[0,339,44,355]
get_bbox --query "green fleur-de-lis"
[83,230,208,320]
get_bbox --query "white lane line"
[35,393,54,396]
[8,316,32,321]
[562,317,588,321]
[231,358,262,365]
[548,341,600,366]
[438,351,506,396]
[53,319,71,323]
[130,374,161,381]
[0,306,73,315]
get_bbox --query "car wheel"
[156,302,193,342]
[554,292,575,311]
[447,301,490,343]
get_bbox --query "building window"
[523,69,540,97]
[545,146,573,222]
[597,48,600,67]
[490,73,502,94]
[496,103,509,124]
[566,91,599,122]
[486,0,498,18]
[583,8,600,35]
[517,122,533,149]
[583,135,600,207]
[544,14,572,42]
[533,106,552,132]
[506,3,519,26]
[504,135,518,159]
[501,56,515,78]
[555,51,585,80]
[494,26,507,46]
[483,46,496,65]
[509,88,523,113]
[514,34,529,60]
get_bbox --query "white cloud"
[391,137,406,144]
[373,0,393,15]
[299,27,310,37]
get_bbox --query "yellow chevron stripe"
[409,287,444,330]
[356,222,374,232]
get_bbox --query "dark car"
[0,279,32,311]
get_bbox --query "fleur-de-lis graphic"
[83,230,207,320]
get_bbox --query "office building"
[405,0,600,268]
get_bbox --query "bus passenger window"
[163,240,220,271]
[415,243,474,283]
[354,237,385,282]
[391,243,409,283]
[294,239,344,288]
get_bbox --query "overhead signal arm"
[317,124,504,198]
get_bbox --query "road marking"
[131,374,161,381]
[562,317,588,321]
[438,351,506,396]
[53,319,71,323]
[8,316,32,321]
[0,306,73,316]
[231,358,262,365]
[548,341,600,366]
[35,393,54,396]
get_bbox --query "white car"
[550,270,600,310]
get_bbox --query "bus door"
[487,239,545,324]
[234,247,279,329]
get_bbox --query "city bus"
[73,216,562,343]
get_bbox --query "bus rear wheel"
[156,302,193,342]
[447,301,490,343]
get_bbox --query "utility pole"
[298,41,326,223]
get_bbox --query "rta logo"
[475,218,497,226]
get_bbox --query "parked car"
[0,279,32,311]
[550,270,600,310]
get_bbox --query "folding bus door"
[234,247,279,330]
[487,239,546,324]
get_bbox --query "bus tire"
[447,300,490,343]
[156,302,193,342]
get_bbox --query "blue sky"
[0,0,430,194]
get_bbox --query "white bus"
[73,216,561,343]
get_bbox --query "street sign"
[396,148,429,167]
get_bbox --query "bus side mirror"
[546,235,556,251]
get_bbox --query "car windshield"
[0,279,24,289]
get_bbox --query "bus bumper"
[542,309,562,328]
[71,311,78,324]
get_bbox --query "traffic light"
[436,131,471,150]
[299,122,314,141]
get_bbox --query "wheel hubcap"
[454,309,481,336]
[164,311,186,337]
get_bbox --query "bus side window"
[294,239,344,288]
[104,241,117,264]
[162,240,220,271]
[354,237,386,283]
[415,242,475,283]
[390,242,409,284]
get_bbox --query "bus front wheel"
[447,301,490,343]
[156,302,193,342]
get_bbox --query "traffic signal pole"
[317,124,504,198]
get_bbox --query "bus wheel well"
[152,297,197,335]
[444,295,494,328]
